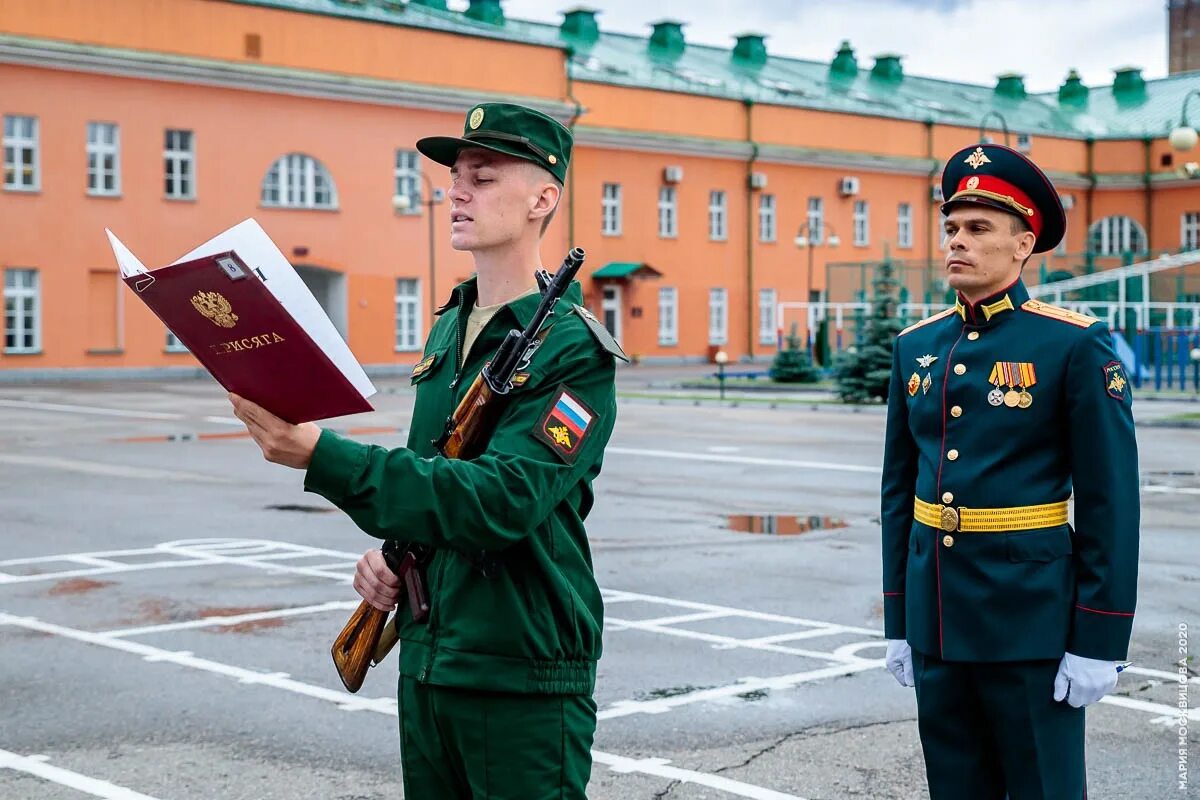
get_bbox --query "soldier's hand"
[1053,652,1119,708]
[229,393,322,469]
[886,639,915,688]
[354,549,402,612]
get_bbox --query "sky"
[448,0,1168,93]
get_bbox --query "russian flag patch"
[534,385,596,464]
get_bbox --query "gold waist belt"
[913,497,1069,533]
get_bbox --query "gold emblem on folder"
[191,291,239,329]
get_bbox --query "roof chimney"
[1058,69,1089,108]
[732,33,767,69]
[830,40,858,79]
[995,73,1026,100]
[1112,66,1147,105]
[560,7,600,45]
[409,0,447,9]
[871,54,903,83]
[649,20,686,60]
[465,0,504,25]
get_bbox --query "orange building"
[2,0,1200,377]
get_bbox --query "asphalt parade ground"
[1,370,1196,799]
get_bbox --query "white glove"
[886,639,915,688]
[1053,652,1119,708]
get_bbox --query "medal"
[988,388,1004,406]
[1003,389,1021,407]
[1018,391,1033,409]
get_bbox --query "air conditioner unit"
[663,165,684,184]
[1017,133,1033,153]
[1059,193,1075,210]
[839,176,860,196]
[748,172,768,190]
[931,184,945,202]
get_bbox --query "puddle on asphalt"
[727,514,849,535]
[264,504,336,514]
[46,578,114,596]
[737,689,770,701]
[637,684,716,700]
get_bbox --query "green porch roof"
[591,261,661,279]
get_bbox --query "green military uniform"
[303,104,626,799]
[881,144,1139,799]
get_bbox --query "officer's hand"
[886,639,915,688]
[1053,652,1119,708]
[354,549,402,612]
[229,393,322,470]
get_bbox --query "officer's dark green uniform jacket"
[882,279,1139,662]
[304,277,617,695]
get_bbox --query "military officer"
[231,102,626,799]
[880,143,1139,799]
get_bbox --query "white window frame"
[602,183,622,236]
[395,278,422,352]
[4,268,41,353]
[1182,212,1200,251]
[395,150,421,214]
[87,122,121,197]
[658,286,678,346]
[897,202,913,249]
[658,186,677,239]
[261,153,338,210]
[807,197,824,244]
[709,190,728,241]
[758,288,777,346]
[853,200,870,247]
[708,287,728,346]
[758,194,776,243]
[3,114,39,192]
[1089,215,1147,255]
[164,129,195,200]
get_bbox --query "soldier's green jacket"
[881,279,1139,662]
[304,277,619,695]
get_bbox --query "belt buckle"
[939,506,960,532]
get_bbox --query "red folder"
[124,251,373,423]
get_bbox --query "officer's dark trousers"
[911,650,1086,800]
[398,675,597,799]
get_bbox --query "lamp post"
[1169,90,1200,152]
[978,111,1011,147]
[793,221,840,358]
[393,174,444,322]
[1191,346,1200,394]
[715,349,729,400]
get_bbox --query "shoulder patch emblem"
[410,351,440,381]
[571,304,630,362]
[1103,360,1128,400]
[533,385,596,464]
[899,307,957,337]
[1021,299,1099,328]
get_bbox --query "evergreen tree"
[836,255,907,403]
[769,322,821,383]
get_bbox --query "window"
[897,202,913,249]
[807,197,824,244]
[1182,212,1200,251]
[758,194,776,243]
[709,190,728,241]
[1089,215,1147,255]
[853,200,870,246]
[87,122,120,196]
[261,153,338,209]
[164,129,195,200]
[758,288,777,346]
[165,329,189,353]
[4,268,40,353]
[395,150,421,213]
[3,115,38,191]
[601,183,622,236]
[658,286,678,345]
[395,278,421,351]
[708,287,728,345]
[658,186,677,238]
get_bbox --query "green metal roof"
[220,0,1200,140]
[591,261,661,279]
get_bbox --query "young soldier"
[231,102,625,799]
[880,143,1139,799]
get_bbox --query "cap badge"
[966,176,980,190]
[965,147,992,170]
[469,108,485,130]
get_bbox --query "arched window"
[1088,215,1146,256]
[261,153,337,209]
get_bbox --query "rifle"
[331,247,587,693]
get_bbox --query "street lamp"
[978,111,1011,147]
[714,349,729,400]
[1169,90,1200,152]
[794,221,839,359]
[1190,346,1200,393]
[393,174,445,323]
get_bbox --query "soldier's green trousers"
[398,675,596,799]
[911,650,1086,800]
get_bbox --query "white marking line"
[618,610,733,627]
[606,446,880,474]
[202,416,244,426]
[0,398,183,420]
[738,627,858,646]
[601,589,881,636]
[1142,484,1200,495]
[606,616,869,662]
[598,661,880,720]
[0,748,165,800]
[1101,694,1200,720]
[99,601,360,638]
[593,751,806,800]
[1123,665,1200,685]
[0,613,803,800]
[0,453,232,484]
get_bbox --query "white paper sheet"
[105,221,376,401]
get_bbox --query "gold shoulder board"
[899,307,957,337]
[1021,299,1099,328]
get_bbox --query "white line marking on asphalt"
[592,751,807,800]
[0,453,232,484]
[0,747,165,799]
[1142,483,1200,495]
[601,589,881,636]
[606,616,870,661]
[1122,665,1200,685]
[0,398,183,420]
[99,601,360,637]
[606,446,880,474]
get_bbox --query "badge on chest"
[908,354,938,398]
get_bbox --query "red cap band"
[949,174,1042,237]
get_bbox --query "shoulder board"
[1021,299,1099,328]
[899,307,958,337]
[570,304,630,362]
